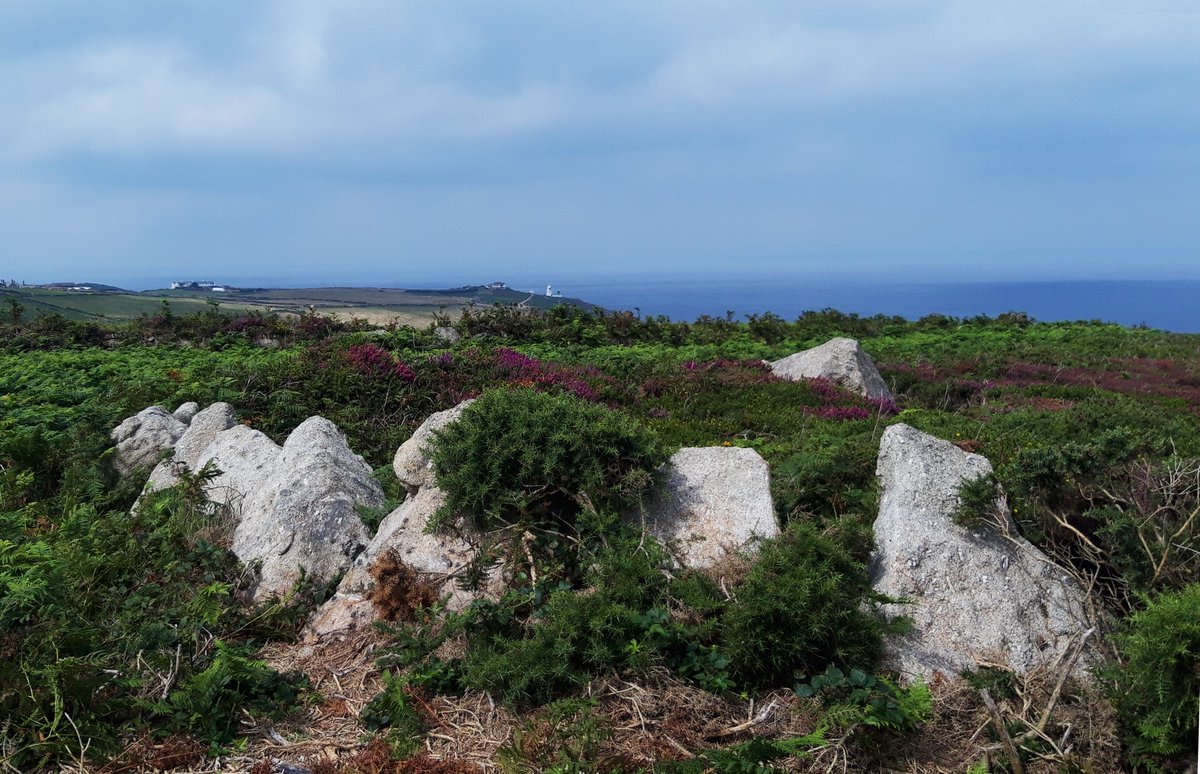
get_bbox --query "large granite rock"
[110,406,188,474]
[770,337,893,401]
[190,424,283,518]
[145,402,238,492]
[634,447,779,569]
[115,403,384,602]
[393,400,474,492]
[229,417,381,600]
[307,486,492,637]
[873,423,1094,679]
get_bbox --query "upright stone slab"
[770,337,893,401]
[634,447,779,569]
[233,417,381,600]
[873,423,1094,679]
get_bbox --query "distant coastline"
[7,277,1199,333]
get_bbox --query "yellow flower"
[722,441,732,447]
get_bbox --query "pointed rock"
[770,337,893,401]
[873,423,1095,679]
[229,417,380,600]
[634,447,779,569]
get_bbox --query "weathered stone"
[232,417,381,600]
[434,326,461,344]
[110,406,187,474]
[145,402,238,492]
[872,423,1094,680]
[770,337,893,401]
[173,402,200,423]
[308,486,493,638]
[393,400,474,492]
[191,425,283,516]
[633,447,779,569]
[132,413,382,602]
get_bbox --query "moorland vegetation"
[2,302,1199,772]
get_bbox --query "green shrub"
[151,640,306,743]
[718,522,892,688]
[0,464,310,766]
[429,387,668,532]
[1107,583,1200,766]
[359,670,426,758]
[951,473,1003,529]
[496,697,610,773]
[795,666,932,733]
[456,535,677,705]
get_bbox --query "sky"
[1,1,1198,288]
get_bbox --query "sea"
[512,277,1200,334]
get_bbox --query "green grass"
[3,304,1200,770]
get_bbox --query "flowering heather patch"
[868,396,900,415]
[491,347,606,401]
[804,405,873,421]
[993,358,1200,412]
[677,358,778,390]
[345,343,416,381]
[800,377,899,421]
[495,347,541,373]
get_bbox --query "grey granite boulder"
[873,423,1094,679]
[393,400,474,492]
[633,447,779,569]
[189,424,283,518]
[434,326,461,344]
[172,402,200,423]
[110,406,188,474]
[229,417,381,600]
[308,486,497,637]
[116,405,384,601]
[145,402,238,492]
[770,337,893,401]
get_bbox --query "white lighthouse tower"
[546,284,553,297]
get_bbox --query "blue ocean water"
[528,278,1200,333]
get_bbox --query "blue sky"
[2,1,1198,288]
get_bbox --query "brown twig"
[980,689,1024,774]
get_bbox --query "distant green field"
[2,284,595,324]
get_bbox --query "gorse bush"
[429,387,668,532]
[719,521,894,687]
[951,473,1003,529]
[1107,583,1200,766]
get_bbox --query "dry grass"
[73,615,1123,774]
